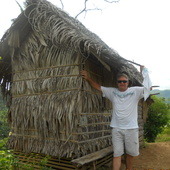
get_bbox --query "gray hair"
[116,72,129,81]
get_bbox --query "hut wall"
[138,100,145,147]
[7,30,114,158]
[73,59,113,157]
[8,31,84,158]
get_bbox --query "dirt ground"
[133,141,170,170]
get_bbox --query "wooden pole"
[125,59,142,67]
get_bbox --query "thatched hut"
[0,0,145,162]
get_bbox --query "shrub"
[144,96,170,142]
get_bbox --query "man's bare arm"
[81,70,101,91]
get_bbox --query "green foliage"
[0,138,53,169]
[0,110,10,139]
[144,96,170,142]
[0,138,8,150]
[0,138,17,169]
[0,150,18,169]
[156,128,170,142]
[0,92,9,139]
[156,115,170,142]
[151,89,170,104]
[0,92,7,110]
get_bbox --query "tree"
[74,0,120,18]
[22,0,120,19]
[144,96,170,142]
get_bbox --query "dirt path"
[133,142,170,170]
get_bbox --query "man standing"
[81,66,152,170]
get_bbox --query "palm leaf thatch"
[0,0,143,158]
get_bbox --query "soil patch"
[133,142,170,170]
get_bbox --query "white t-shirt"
[101,86,144,129]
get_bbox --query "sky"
[0,0,170,90]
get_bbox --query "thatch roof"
[0,0,143,158]
[0,0,142,95]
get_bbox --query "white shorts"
[112,128,139,157]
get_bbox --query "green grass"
[156,127,170,142]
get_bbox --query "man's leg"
[124,129,139,170]
[113,156,121,170]
[126,154,133,170]
[112,128,125,170]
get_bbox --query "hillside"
[151,89,170,101]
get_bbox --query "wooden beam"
[71,146,113,167]
[125,59,142,67]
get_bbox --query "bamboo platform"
[14,146,113,169]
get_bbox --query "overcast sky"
[0,0,170,90]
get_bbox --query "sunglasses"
[117,80,128,83]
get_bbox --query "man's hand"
[140,65,145,73]
[80,70,101,91]
[81,70,89,80]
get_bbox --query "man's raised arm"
[81,70,101,91]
